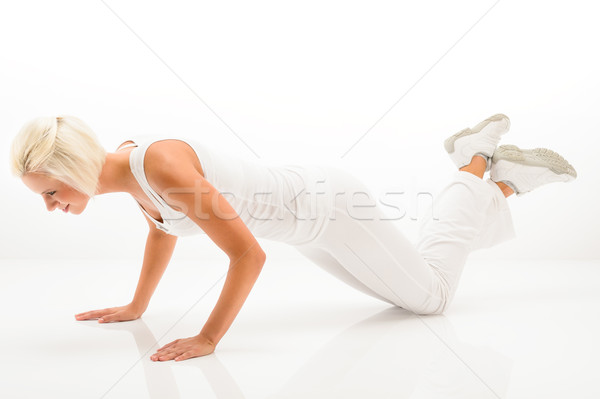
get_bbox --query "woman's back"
[126,136,331,244]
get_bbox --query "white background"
[1,0,598,262]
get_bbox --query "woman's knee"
[391,294,450,315]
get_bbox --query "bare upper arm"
[143,141,264,261]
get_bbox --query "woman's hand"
[151,334,216,362]
[74,303,144,323]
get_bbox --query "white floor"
[1,258,599,399]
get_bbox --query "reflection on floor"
[1,258,598,398]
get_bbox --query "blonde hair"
[9,115,107,197]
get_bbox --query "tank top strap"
[128,137,173,209]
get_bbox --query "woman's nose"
[44,197,59,211]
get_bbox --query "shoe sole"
[492,144,577,179]
[444,113,511,154]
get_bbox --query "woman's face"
[21,172,90,214]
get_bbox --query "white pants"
[293,167,515,314]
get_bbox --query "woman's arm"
[198,242,266,346]
[130,216,178,314]
[75,211,178,323]
[144,141,267,361]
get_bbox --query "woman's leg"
[294,160,515,314]
[294,245,395,305]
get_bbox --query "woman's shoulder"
[115,140,137,151]
[145,138,196,162]
[144,138,205,179]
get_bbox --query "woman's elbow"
[230,244,266,267]
[254,246,267,266]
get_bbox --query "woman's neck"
[95,150,135,196]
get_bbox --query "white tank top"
[125,136,330,245]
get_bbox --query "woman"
[9,114,576,362]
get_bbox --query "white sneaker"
[444,113,511,171]
[490,145,577,196]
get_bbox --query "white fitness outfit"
[122,135,516,314]
[125,136,329,243]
